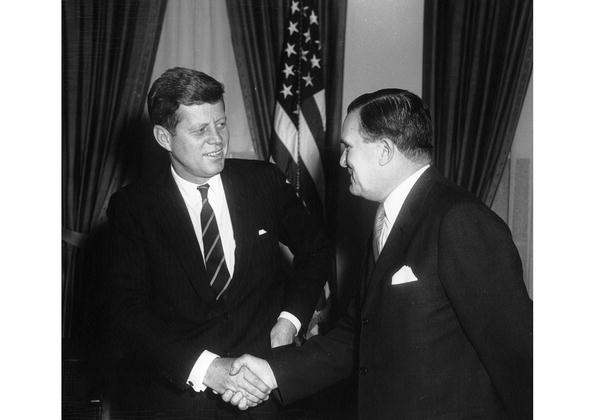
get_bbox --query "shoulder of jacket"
[431,182,507,231]
[108,178,162,210]
[413,179,489,227]
[225,158,275,172]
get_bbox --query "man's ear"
[153,125,173,151]
[378,138,395,166]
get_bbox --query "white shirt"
[378,165,430,252]
[171,168,236,276]
[170,167,301,391]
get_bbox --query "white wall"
[509,76,533,296]
[342,0,424,116]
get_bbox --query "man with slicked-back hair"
[229,89,532,419]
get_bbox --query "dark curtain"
[62,0,167,340]
[225,0,285,159]
[422,0,532,205]
[318,0,349,246]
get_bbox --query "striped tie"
[373,204,386,261]
[198,184,231,300]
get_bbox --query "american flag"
[271,0,330,338]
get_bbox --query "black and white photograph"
[4,0,595,419]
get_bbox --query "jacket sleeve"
[106,191,204,389]
[438,201,533,419]
[268,294,357,405]
[269,164,332,328]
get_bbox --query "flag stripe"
[298,111,325,201]
[274,102,325,204]
[296,158,324,218]
[272,129,322,218]
[273,104,299,163]
[301,92,326,153]
[271,131,298,185]
[313,90,326,131]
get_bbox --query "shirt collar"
[382,164,430,227]
[170,166,224,207]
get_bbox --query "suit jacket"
[105,159,330,416]
[269,166,532,419]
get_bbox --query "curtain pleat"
[318,0,347,226]
[225,0,286,159]
[422,0,532,205]
[62,0,167,338]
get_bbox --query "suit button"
[359,367,368,375]
[362,318,369,326]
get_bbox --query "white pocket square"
[258,229,267,236]
[391,265,418,285]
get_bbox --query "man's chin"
[348,184,361,197]
[191,161,225,181]
[206,157,225,173]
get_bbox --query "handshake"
[203,355,277,410]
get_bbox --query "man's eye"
[217,122,227,129]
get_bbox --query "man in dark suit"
[227,89,533,419]
[105,67,331,418]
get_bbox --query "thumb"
[230,356,246,375]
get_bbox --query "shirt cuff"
[279,311,301,336]
[187,350,220,392]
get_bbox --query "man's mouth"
[348,170,356,185]
[204,150,224,158]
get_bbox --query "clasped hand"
[205,320,288,410]
[204,355,277,410]
[225,354,277,410]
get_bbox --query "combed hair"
[347,88,433,163]
[147,67,225,133]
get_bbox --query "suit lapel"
[367,167,439,290]
[220,166,256,301]
[153,171,218,304]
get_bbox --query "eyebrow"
[187,115,227,131]
[188,123,208,132]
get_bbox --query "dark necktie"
[198,184,231,299]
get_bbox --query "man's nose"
[339,150,347,168]
[207,126,223,143]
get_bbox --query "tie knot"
[198,184,210,200]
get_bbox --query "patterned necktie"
[198,184,231,300]
[373,204,386,261]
